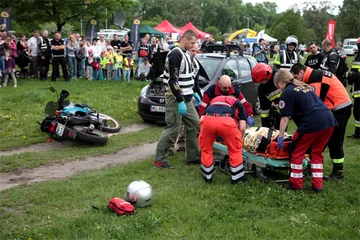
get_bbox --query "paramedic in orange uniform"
[290,63,352,180]
[199,75,247,184]
[274,69,337,192]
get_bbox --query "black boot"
[324,163,344,180]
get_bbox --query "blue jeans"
[67,56,77,78]
[79,58,85,77]
[124,69,131,82]
[114,68,121,80]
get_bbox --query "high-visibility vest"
[303,67,352,111]
[163,47,194,95]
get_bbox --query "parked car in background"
[137,45,259,123]
[342,45,357,56]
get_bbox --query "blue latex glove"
[193,92,201,105]
[178,101,187,116]
[247,116,255,127]
[278,136,284,149]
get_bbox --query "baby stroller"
[15,51,32,78]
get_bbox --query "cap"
[107,45,112,49]
[205,34,210,38]
[143,57,148,61]
[88,49,93,53]
[114,46,118,49]
[127,53,132,58]
[101,51,105,55]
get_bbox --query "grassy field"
[0,78,148,150]
[0,56,359,239]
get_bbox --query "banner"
[114,11,126,29]
[86,18,98,42]
[326,20,336,48]
[130,16,142,52]
[0,8,12,32]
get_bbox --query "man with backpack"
[320,38,348,86]
[253,38,268,64]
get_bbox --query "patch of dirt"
[0,142,157,191]
[0,123,152,157]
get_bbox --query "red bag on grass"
[108,198,134,215]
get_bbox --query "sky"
[243,0,344,14]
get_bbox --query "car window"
[344,45,354,49]
[222,60,239,79]
[238,58,251,77]
[247,57,257,68]
[196,58,221,80]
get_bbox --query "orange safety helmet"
[251,63,273,83]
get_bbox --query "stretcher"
[213,142,308,183]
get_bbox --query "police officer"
[153,30,201,168]
[198,75,255,126]
[274,69,337,192]
[273,35,300,70]
[290,63,352,179]
[37,30,51,81]
[251,63,281,129]
[199,94,247,184]
[347,37,360,139]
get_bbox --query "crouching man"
[199,84,247,184]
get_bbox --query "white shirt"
[28,36,39,57]
[138,62,151,76]
[162,42,169,51]
[91,45,101,58]
[97,40,107,52]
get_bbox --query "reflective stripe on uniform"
[312,172,323,178]
[268,89,282,101]
[230,163,245,181]
[181,87,194,95]
[261,113,270,118]
[355,120,360,127]
[200,102,207,107]
[211,102,232,107]
[311,164,323,169]
[290,172,303,178]
[201,164,214,180]
[332,158,344,164]
[290,164,302,170]
[332,100,353,111]
[353,90,360,98]
[240,98,246,104]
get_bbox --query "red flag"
[326,20,336,48]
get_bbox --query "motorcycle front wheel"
[72,126,109,145]
[97,113,121,133]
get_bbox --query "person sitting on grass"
[2,50,17,88]
[137,57,152,81]
[123,53,133,82]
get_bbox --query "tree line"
[1,0,359,44]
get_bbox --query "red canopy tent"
[154,19,183,34]
[179,22,211,39]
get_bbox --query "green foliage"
[39,22,74,36]
[204,26,219,36]
[252,23,267,33]
[337,0,360,40]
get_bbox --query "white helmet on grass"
[124,180,152,207]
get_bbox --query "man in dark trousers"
[347,37,360,139]
[37,30,51,81]
[305,41,324,70]
[50,31,70,82]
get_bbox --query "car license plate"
[55,123,65,136]
[150,105,166,112]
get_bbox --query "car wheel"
[253,97,261,115]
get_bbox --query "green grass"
[0,77,148,150]
[0,138,359,239]
[0,127,163,173]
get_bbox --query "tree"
[337,0,360,40]
[1,0,134,32]
[39,22,74,36]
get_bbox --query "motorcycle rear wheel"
[72,126,109,145]
[98,113,121,133]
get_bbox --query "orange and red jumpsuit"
[199,95,247,184]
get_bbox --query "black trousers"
[52,56,69,81]
[354,97,360,136]
[38,55,51,80]
[327,105,352,161]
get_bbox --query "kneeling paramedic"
[274,69,337,192]
[199,95,247,184]
[290,63,352,179]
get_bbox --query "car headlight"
[140,85,149,98]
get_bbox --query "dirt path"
[0,142,157,191]
[0,123,152,157]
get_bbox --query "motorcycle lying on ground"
[39,87,121,144]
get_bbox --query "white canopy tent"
[256,30,278,42]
